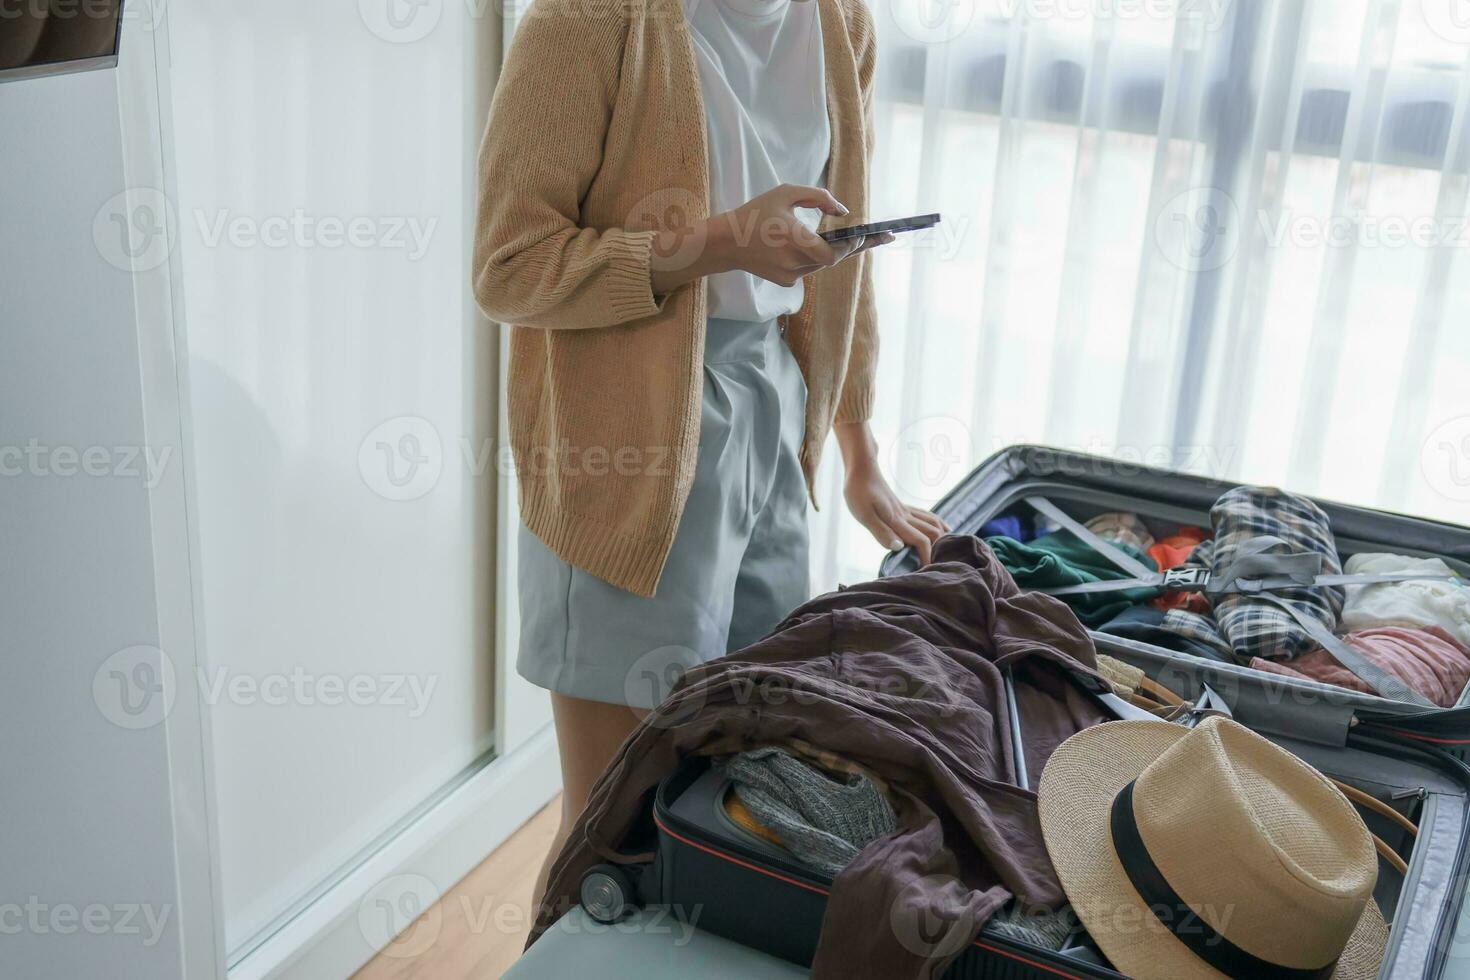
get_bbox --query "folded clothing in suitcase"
[881,446,1470,754]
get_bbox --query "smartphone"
[819,213,941,243]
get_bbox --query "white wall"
[164,1,508,957]
[0,20,220,978]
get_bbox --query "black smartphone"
[819,213,941,242]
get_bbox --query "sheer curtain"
[810,0,1470,589]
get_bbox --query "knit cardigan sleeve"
[835,0,879,423]
[472,6,664,330]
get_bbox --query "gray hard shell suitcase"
[859,443,1470,977]
[580,447,1470,978]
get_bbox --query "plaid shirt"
[1168,487,1344,662]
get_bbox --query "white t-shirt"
[683,0,831,322]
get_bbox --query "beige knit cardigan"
[473,0,878,596]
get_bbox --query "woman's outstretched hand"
[650,184,893,295]
[834,421,949,566]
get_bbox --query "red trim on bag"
[653,815,1089,978]
[1382,729,1470,745]
[654,814,832,896]
[972,941,1088,978]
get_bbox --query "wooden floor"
[353,797,560,980]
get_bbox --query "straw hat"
[1038,716,1389,979]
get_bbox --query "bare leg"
[531,692,645,911]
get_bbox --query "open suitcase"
[578,446,1470,978]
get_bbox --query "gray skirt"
[516,316,810,708]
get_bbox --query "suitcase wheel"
[580,864,637,923]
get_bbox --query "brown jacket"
[473,0,880,595]
[532,537,1112,978]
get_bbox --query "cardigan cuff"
[603,230,664,323]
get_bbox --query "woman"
[472,0,945,902]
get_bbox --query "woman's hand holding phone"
[650,183,893,295]
[712,183,893,286]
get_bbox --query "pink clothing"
[1250,626,1470,708]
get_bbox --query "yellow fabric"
[723,791,787,849]
[474,0,879,596]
